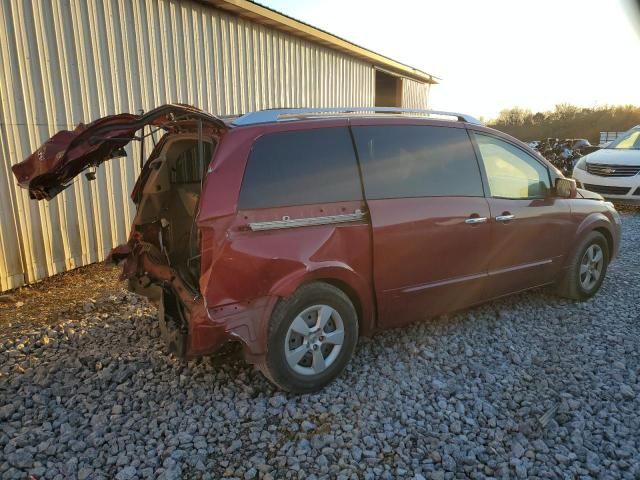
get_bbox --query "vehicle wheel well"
[313,279,363,330]
[594,227,613,257]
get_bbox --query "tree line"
[486,104,640,144]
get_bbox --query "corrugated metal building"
[0,0,436,291]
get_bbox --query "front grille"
[583,184,631,196]
[586,163,640,177]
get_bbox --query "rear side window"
[238,127,362,209]
[351,125,483,199]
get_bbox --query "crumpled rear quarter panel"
[196,202,374,357]
[194,125,374,358]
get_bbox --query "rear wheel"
[258,283,358,393]
[556,231,609,301]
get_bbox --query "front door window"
[474,134,551,199]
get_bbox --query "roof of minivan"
[201,0,438,84]
[227,108,482,127]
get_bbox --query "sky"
[256,0,640,120]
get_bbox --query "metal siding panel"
[56,0,95,268]
[401,77,429,109]
[3,0,54,282]
[0,0,427,290]
[87,0,115,261]
[105,0,133,235]
[76,0,105,262]
[212,14,225,114]
[106,0,131,249]
[0,100,24,290]
[31,1,69,273]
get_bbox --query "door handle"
[465,216,488,224]
[496,214,515,222]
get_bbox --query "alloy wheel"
[284,304,345,375]
[579,244,604,291]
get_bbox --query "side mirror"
[555,177,577,198]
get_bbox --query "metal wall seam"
[0,0,429,291]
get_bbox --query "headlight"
[574,157,588,171]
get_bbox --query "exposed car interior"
[133,135,214,286]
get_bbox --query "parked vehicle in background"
[573,125,640,203]
[12,105,621,393]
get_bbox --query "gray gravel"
[1,213,639,480]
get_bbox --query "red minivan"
[13,105,621,392]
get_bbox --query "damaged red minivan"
[13,104,621,392]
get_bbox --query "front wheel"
[258,282,358,393]
[555,231,609,301]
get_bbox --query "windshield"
[608,129,640,149]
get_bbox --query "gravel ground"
[0,263,121,336]
[1,213,639,480]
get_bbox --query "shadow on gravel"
[0,263,123,336]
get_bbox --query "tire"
[257,282,359,393]
[555,231,609,301]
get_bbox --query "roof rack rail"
[232,107,482,126]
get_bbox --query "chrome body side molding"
[248,210,367,231]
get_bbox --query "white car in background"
[573,125,640,203]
